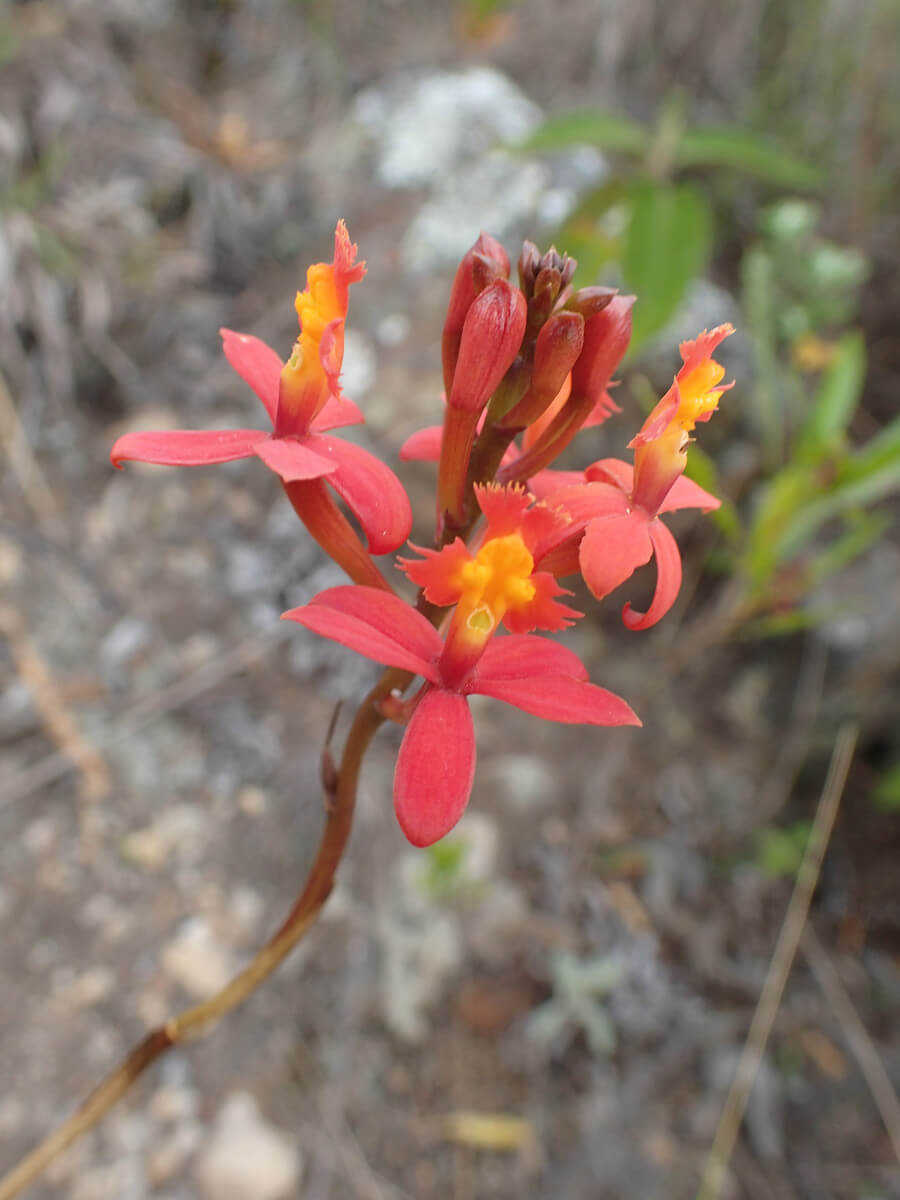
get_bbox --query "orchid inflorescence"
[112,221,734,848]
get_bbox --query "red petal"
[541,481,630,532]
[622,518,683,630]
[579,511,653,600]
[527,467,585,499]
[307,586,442,667]
[253,435,336,482]
[472,634,589,682]
[220,330,280,424]
[312,393,365,432]
[308,435,413,555]
[657,473,720,513]
[111,428,266,468]
[394,690,476,847]
[472,674,641,726]
[399,425,443,462]
[583,457,634,493]
[580,389,622,428]
[283,594,440,681]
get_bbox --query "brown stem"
[0,666,409,1200]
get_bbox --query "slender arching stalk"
[0,665,410,1200]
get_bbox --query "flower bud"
[448,279,527,414]
[442,233,510,394]
[570,294,635,402]
[565,285,618,318]
[499,311,585,431]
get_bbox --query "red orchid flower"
[538,325,735,630]
[110,222,411,563]
[284,484,639,846]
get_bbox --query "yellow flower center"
[454,533,536,637]
[675,358,726,430]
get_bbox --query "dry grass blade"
[802,926,900,1166]
[696,722,859,1200]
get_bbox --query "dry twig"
[802,925,900,1166]
[696,722,859,1200]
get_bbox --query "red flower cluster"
[113,223,733,845]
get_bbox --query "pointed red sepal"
[283,586,441,679]
[308,436,413,555]
[570,295,635,403]
[472,634,589,683]
[622,519,683,630]
[578,511,653,601]
[220,330,281,423]
[584,458,634,492]
[111,428,267,469]
[580,389,622,429]
[253,435,336,482]
[394,689,476,847]
[312,392,365,432]
[472,673,640,727]
[657,474,720,513]
[399,425,443,462]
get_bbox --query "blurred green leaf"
[794,332,866,465]
[741,466,814,589]
[806,510,891,585]
[776,413,900,560]
[756,821,813,878]
[514,110,651,157]
[622,179,713,350]
[557,180,629,284]
[684,444,742,541]
[874,765,900,813]
[673,128,823,190]
[741,244,782,462]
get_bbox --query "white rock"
[354,67,541,189]
[161,918,236,998]
[195,1092,302,1200]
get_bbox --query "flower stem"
[283,478,393,592]
[0,666,409,1200]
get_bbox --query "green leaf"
[673,128,823,190]
[514,110,651,157]
[776,413,900,560]
[810,510,892,584]
[794,332,866,465]
[622,179,713,351]
[756,821,813,878]
[740,245,782,462]
[684,444,742,541]
[556,180,629,284]
[874,765,900,813]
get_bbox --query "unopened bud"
[566,285,618,318]
[499,311,584,431]
[442,233,510,394]
[448,280,527,414]
[570,295,635,402]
